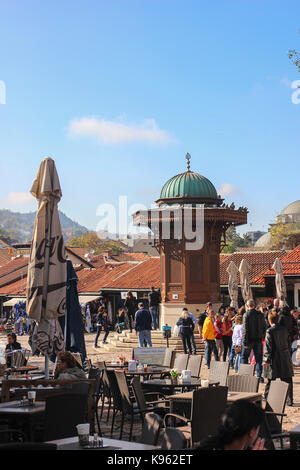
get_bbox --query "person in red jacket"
[222,313,233,362]
[214,313,224,361]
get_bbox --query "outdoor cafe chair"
[208,361,230,386]
[106,369,124,439]
[140,412,163,446]
[114,370,143,441]
[99,368,113,424]
[187,355,203,378]
[238,363,255,376]
[43,393,88,442]
[131,376,170,417]
[173,354,189,373]
[160,427,187,450]
[226,374,259,393]
[263,380,290,449]
[163,386,228,448]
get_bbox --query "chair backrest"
[11,350,26,367]
[163,349,175,368]
[173,354,189,372]
[238,363,255,376]
[114,370,133,414]
[140,412,163,446]
[226,375,259,393]
[267,380,289,414]
[106,369,122,411]
[131,376,147,412]
[190,386,228,445]
[209,361,230,386]
[160,427,187,450]
[44,393,88,441]
[70,381,90,395]
[88,368,103,395]
[187,355,203,378]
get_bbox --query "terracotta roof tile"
[220,250,287,286]
[260,244,300,278]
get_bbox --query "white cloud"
[3,192,34,206]
[218,183,241,198]
[68,117,176,144]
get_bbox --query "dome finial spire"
[186,152,191,171]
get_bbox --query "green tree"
[221,226,252,253]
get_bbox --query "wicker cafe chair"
[114,370,142,441]
[163,386,228,447]
[140,412,163,446]
[173,354,189,373]
[263,380,290,449]
[208,361,230,386]
[187,355,203,378]
[238,363,255,376]
[105,369,123,438]
[131,376,169,417]
[160,427,187,450]
[226,375,259,393]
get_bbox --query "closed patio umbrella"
[226,261,239,310]
[26,157,66,377]
[239,259,253,304]
[272,257,288,308]
[57,260,87,362]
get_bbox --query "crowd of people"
[192,298,299,406]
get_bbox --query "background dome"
[254,231,271,248]
[280,200,300,216]
[159,171,218,202]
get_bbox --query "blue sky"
[0,0,300,236]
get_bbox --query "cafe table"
[167,390,263,414]
[46,435,160,450]
[0,400,46,441]
[5,366,40,375]
[142,378,202,395]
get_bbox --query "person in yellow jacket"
[203,310,219,368]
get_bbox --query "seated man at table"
[5,333,22,367]
[54,351,87,380]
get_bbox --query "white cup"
[201,379,209,388]
[28,390,36,404]
[76,423,90,447]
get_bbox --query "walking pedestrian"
[94,307,111,347]
[124,291,137,333]
[203,310,219,368]
[241,299,266,383]
[148,286,160,330]
[263,311,294,406]
[134,302,152,348]
[176,310,195,355]
[183,307,197,354]
[197,302,212,339]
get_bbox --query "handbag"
[234,345,242,354]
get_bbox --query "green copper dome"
[159,170,218,202]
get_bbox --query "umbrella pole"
[45,355,49,379]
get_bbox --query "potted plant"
[118,354,126,366]
[170,368,179,384]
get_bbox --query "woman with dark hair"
[222,313,233,362]
[55,351,86,380]
[197,400,266,450]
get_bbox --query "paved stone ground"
[2,330,300,448]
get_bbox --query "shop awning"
[78,295,100,305]
[2,297,25,307]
